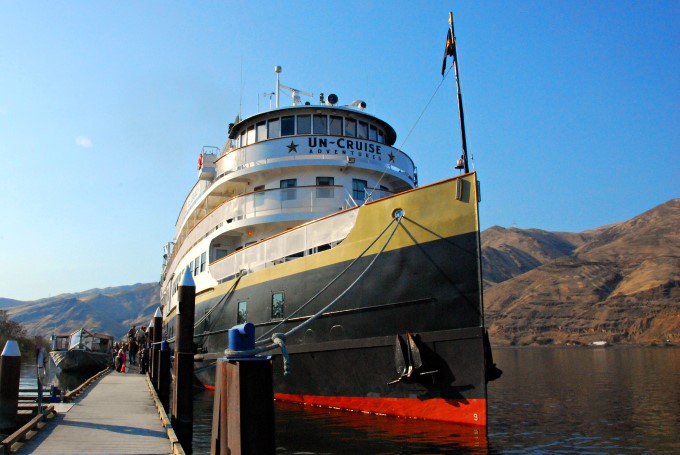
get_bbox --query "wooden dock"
[12,368,177,454]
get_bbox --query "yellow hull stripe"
[198,173,479,304]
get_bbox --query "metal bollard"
[211,323,275,455]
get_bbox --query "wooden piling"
[146,322,154,375]
[158,345,171,410]
[0,340,22,432]
[152,307,163,388]
[210,358,275,455]
[172,266,195,454]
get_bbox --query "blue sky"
[1,1,678,300]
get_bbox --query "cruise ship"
[160,63,500,426]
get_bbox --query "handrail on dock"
[62,367,110,402]
[145,374,185,455]
[1,406,56,454]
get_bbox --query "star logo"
[286,141,299,153]
[388,152,395,162]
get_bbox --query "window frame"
[271,292,285,320]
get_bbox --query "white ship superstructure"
[160,70,417,317]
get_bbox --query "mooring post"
[0,340,22,432]
[144,321,153,376]
[158,339,171,411]
[152,307,162,390]
[172,266,195,453]
[210,323,275,455]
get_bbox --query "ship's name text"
[308,137,382,159]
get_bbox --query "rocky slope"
[6,283,159,340]
[484,199,680,345]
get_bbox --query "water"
[194,347,680,454]
[20,347,680,454]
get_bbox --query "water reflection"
[19,361,102,394]
[19,347,680,454]
[194,347,680,454]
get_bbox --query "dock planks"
[15,369,173,454]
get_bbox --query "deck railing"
[163,186,388,286]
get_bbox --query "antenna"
[239,59,244,120]
[279,83,313,106]
[274,65,312,106]
[263,92,275,110]
[274,65,282,108]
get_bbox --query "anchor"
[388,332,438,385]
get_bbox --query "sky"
[0,1,678,301]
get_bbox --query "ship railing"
[208,208,359,283]
[165,186,383,279]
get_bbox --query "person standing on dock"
[117,347,127,373]
[139,346,148,374]
[114,345,122,372]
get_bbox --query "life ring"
[198,153,203,170]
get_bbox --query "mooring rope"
[224,215,403,372]
[255,216,399,343]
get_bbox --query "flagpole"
[449,12,470,173]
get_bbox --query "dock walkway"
[15,368,173,454]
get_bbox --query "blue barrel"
[228,323,255,353]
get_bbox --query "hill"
[5,283,160,340]
[484,199,680,345]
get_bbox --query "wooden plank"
[14,370,174,454]
[1,406,55,454]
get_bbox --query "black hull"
[165,175,492,425]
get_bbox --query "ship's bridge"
[217,104,416,187]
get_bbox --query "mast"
[443,12,470,173]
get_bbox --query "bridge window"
[369,125,377,141]
[237,301,247,324]
[193,256,200,275]
[316,177,334,198]
[256,122,267,141]
[268,118,280,138]
[358,121,368,139]
[378,129,385,144]
[246,126,255,145]
[345,118,357,137]
[313,114,327,134]
[329,116,343,136]
[272,292,284,320]
[297,115,311,134]
[281,116,295,136]
[239,130,246,147]
[352,179,367,201]
[200,252,206,272]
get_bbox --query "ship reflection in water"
[192,392,487,455]
[192,347,679,454]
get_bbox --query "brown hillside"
[481,226,591,286]
[485,199,680,346]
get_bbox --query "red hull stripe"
[275,393,487,426]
